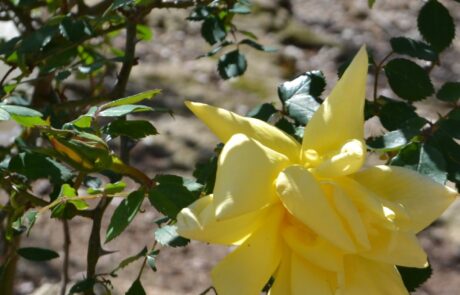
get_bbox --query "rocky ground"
[3,0,460,294]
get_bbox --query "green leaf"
[0,108,10,120]
[98,105,153,117]
[148,175,200,218]
[278,71,326,125]
[378,97,424,131]
[199,40,233,58]
[17,247,59,261]
[154,225,190,248]
[384,58,434,101]
[8,152,73,184]
[104,181,127,194]
[101,89,161,109]
[229,3,251,14]
[146,249,160,272]
[391,143,447,184]
[59,17,93,42]
[278,70,326,103]
[126,280,146,295]
[19,26,58,53]
[201,17,226,45]
[368,0,376,8]
[193,153,218,195]
[56,70,71,81]
[136,24,153,41]
[103,119,158,140]
[217,50,247,79]
[239,39,277,52]
[105,190,145,243]
[246,103,277,122]
[398,265,432,292]
[417,0,455,52]
[390,37,438,61]
[110,247,147,275]
[110,0,134,10]
[0,105,43,117]
[367,128,418,152]
[66,107,97,129]
[69,278,96,294]
[437,82,460,102]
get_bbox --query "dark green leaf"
[105,190,145,243]
[378,97,424,131]
[98,105,153,117]
[19,26,58,53]
[398,265,432,292]
[274,117,296,137]
[246,103,277,122]
[384,59,434,101]
[69,278,96,294]
[391,143,447,184]
[438,118,460,139]
[418,0,455,52]
[193,153,218,195]
[239,39,277,52]
[217,50,247,79]
[201,17,226,45]
[154,225,190,247]
[59,17,93,42]
[56,70,71,81]
[17,247,59,261]
[437,82,460,102]
[110,247,147,275]
[188,5,212,21]
[0,37,21,56]
[390,37,438,61]
[103,119,158,140]
[9,152,73,184]
[126,280,146,295]
[101,89,161,109]
[148,175,200,218]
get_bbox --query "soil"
[3,0,460,294]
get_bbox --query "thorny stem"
[60,172,85,295]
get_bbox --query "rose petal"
[291,253,336,295]
[352,165,457,232]
[211,205,284,295]
[340,256,409,295]
[213,133,289,219]
[302,46,368,162]
[186,101,300,161]
[275,165,355,252]
[176,195,271,245]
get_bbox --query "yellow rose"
[176,47,457,295]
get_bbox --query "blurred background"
[1,0,460,294]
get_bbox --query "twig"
[60,219,71,295]
[0,66,16,87]
[373,51,393,102]
[136,241,158,280]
